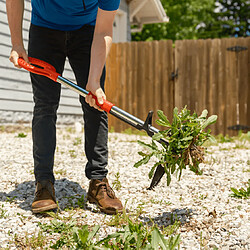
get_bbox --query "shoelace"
[96,182,115,199]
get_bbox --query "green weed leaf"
[201,115,218,130]
[199,109,208,119]
[134,154,152,168]
[230,180,250,199]
[168,234,181,249]
[157,110,171,127]
[180,136,193,141]
[137,140,156,151]
[87,225,100,242]
[78,226,89,244]
[148,162,161,179]
[151,227,168,250]
[152,132,163,141]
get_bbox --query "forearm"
[84,8,116,109]
[6,0,28,67]
[6,0,24,47]
[88,8,116,87]
[88,32,113,86]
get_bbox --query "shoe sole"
[32,204,58,214]
[87,195,123,215]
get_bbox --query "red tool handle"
[18,57,60,82]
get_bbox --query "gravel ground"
[0,124,249,249]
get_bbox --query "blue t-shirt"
[31,0,120,31]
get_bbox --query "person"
[6,0,123,215]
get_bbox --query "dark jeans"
[28,24,108,184]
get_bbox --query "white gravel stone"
[0,125,249,249]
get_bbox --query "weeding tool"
[18,57,166,189]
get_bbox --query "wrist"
[12,45,25,54]
[12,43,24,48]
[11,36,24,47]
[87,79,100,89]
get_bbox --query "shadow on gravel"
[140,208,194,228]
[0,178,87,212]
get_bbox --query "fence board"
[147,42,154,121]
[131,42,138,117]
[126,42,133,117]
[106,43,117,131]
[116,42,123,132]
[225,38,238,136]
[174,40,183,110]
[159,40,174,124]
[217,38,225,135]
[152,40,160,127]
[209,39,219,134]
[237,37,249,129]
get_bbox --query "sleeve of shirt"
[98,0,120,11]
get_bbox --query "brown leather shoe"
[32,180,58,213]
[87,178,123,215]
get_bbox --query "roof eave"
[129,0,169,25]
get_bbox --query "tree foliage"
[201,0,250,38]
[131,0,250,41]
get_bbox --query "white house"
[0,0,168,123]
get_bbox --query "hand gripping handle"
[18,57,60,82]
[87,92,114,113]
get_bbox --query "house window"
[113,9,127,43]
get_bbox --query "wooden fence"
[106,37,250,135]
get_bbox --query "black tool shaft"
[110,106,160,134]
